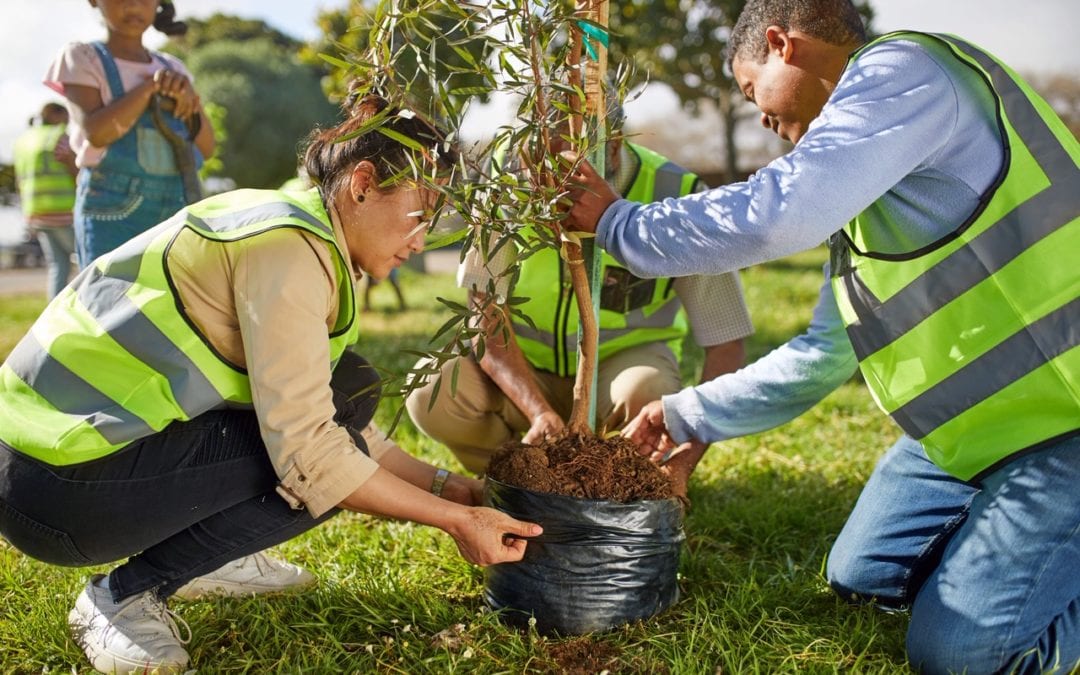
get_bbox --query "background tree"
[161,14,301,60]
[162,16,337,188]
[611,0,873,181]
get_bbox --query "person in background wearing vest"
[405,112,754,480]
[45,0,215,268]
[0,91,541,674]
[12,102,77,299]
[562,0,1079,672]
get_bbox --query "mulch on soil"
[486,432,674,502]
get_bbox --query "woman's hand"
[446,507,543,566]
[339,467,540,566]
[440,473,484,506]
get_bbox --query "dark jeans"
[0,351,380,601]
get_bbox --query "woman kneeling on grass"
[0,90,541,673]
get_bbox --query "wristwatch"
[430,468,450,497]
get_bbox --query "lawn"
[0,246,912,673]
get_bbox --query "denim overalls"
[73,42,200,267]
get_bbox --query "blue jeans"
[33,225,75,299]
[0,351,379,602]
[827,434,1080,674]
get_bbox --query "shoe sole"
[172,577,316,601]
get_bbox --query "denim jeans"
[0,351,380,602]
[33,225,75,299]
[74,168,186,267]
[827,434,1080,674]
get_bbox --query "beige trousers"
[405,341,682,474]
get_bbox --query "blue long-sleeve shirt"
[595,36,1004,445]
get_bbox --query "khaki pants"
[405,342,682,474]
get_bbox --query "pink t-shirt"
[44,42,193,169]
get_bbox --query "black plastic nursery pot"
[483,477,685,636]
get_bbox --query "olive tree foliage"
[322,0,624,432]
[610,0,873,180]
[300,2,494,106]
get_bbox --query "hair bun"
[342,79,390,121]
[154,0,188,36]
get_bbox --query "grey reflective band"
[844,183,1078,359]
[891,296,1080,438]
[76,268,227,412]
[5,333,154,444]
[514,297,682,350]
[843,34,1080,360]
[186,201,333,238]
[6,264,229,436]
[653,163,685,200]
[100,212,189,283]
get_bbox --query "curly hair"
[727,0,866,66]
[302,84,458,209]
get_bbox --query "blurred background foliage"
[162,14,338,188]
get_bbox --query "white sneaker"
[172,551,316,600]
[68,575,191,674]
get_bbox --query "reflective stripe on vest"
[0,188,359,465]
[830,32,1080,481]
[513,142,696,376]
[13,124,76,217]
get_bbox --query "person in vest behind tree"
[405,121,754,482]
[12,103,78,299]
[45,0,215,269]
[564,1,1079,672]
[0,90,542,674]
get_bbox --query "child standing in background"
[45,0,215,267]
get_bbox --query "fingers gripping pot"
[483,477,685,635]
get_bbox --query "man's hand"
[522,410,565,445]
[622,400,677,461]
[560,151,620,234]
[623,401,710,500]
[659,440,709,500]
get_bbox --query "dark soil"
[538,636,671,674]
[486,432,674,502]
[541,637,622,674]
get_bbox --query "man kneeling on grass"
[562,0,1080,672]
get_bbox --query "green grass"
[0,246,912,673]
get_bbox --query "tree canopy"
[162,14,302,60]
[162,15,337,188]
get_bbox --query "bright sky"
[1,0,1077,163]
